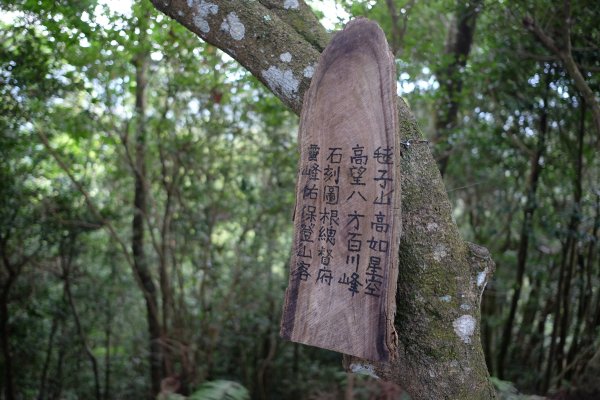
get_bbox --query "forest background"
[1,0,599,399]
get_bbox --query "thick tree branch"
[151,0,326,114]
[257,0,330,51]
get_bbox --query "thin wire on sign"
[400,139,430,148]
[399,139,429,161]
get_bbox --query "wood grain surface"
[280,18,400,362]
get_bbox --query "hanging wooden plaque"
[280,18,400,362]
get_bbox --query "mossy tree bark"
[150,1,496,398]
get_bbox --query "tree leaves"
[188,380,250,400]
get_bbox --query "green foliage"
[491,377,546,400]
[1,0,599,398]
[188,380,250,400]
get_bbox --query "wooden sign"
[280,19,400,362]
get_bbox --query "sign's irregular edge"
[280,17,400,363]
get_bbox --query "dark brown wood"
[280,18,400,362]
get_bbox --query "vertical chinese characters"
[294,145,320,281]
[293,142,394,299]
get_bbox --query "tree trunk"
[38,315,58,400]
[0,229,25,400]
[575,347,600,398]
[156,99,176,370]
[543,115,585,391]
[434,0,481,176]
[103,307,111,400]
[558,96,585,381]
[61,247,102,400]
[132,45,163,397]
[497,92,548,379]
[581,194,600,346]
[0,275,16,400]
[50,331,66,400]
[384,0,414,56]
[150,1,496,398]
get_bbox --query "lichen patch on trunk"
[426,222,439,231]
[220,12,245,40]
[477,268,488,287]
[350,362,380,379]
[261,66,299,100]
[453,315,476,344]
[279,52,292,62]
[187,0,218,33]
[303,65,315,78]
[433,244,448,261]
[284,0,299,10]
